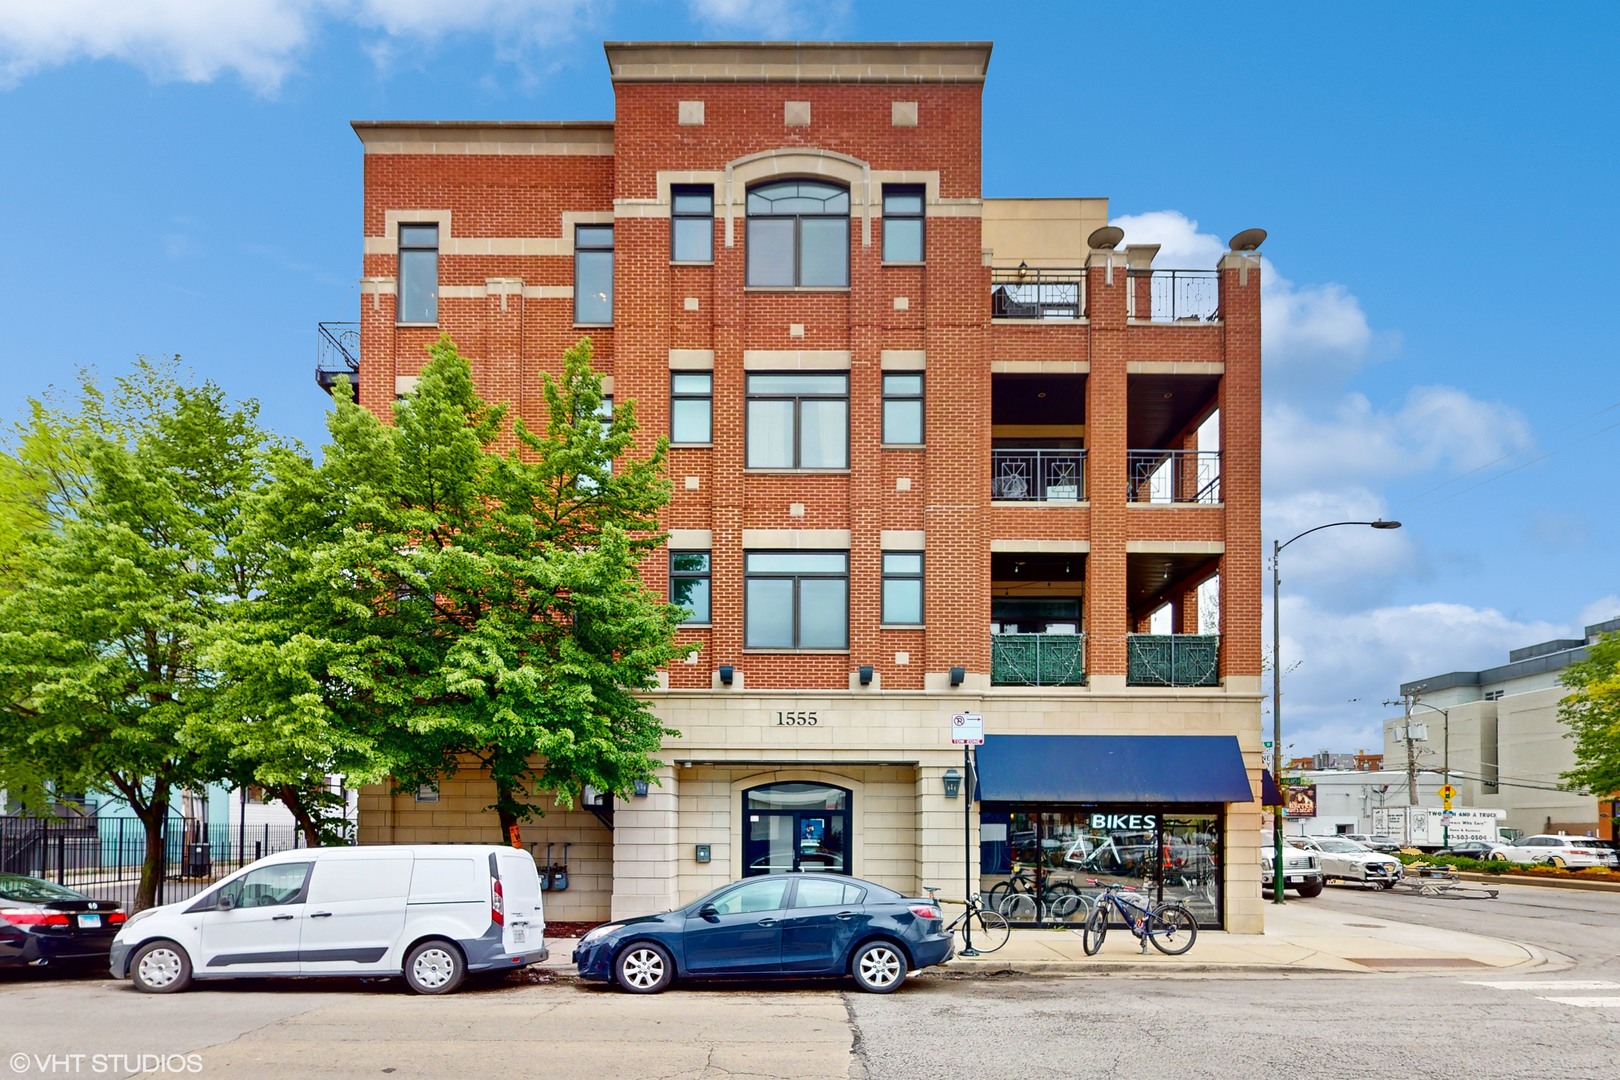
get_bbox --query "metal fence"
[991,448,1086,501]
[1128,269,1220,323]
[0,815,308,910]
[991,634,1087,686]
[990,268,1086,320]
[1127,449,1222,504]
[1125,634,1221,687]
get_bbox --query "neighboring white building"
[1386,616,1620,840]
[1280,769,1444,838]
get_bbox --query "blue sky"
[2,2,1617,760]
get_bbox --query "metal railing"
[1127,449,1221,504]
[992,634,1087,686]
[1128,269,1220,323]
[991,448,1087,501]
[316,321,360,394]
[990,268,1086,320]
[1126,634,1220,687]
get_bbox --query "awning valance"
[975,734,1254,804]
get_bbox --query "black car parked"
[0,873,125,971]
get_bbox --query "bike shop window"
[881,185,924,262]
[574,224,614,324]
[881,552,923,625]
[671,184,714,262]
[744,551,848,649]
[671,372,713,444]
[746,373,848,469]
[746,180,850,287]
[397,224,438,324]
[670,551,711,624]
[881,373,924,445]
[743,781,851,877]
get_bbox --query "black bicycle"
[989,864,1087,922]
[923,885,1011,953]
[1078,879,1197,956]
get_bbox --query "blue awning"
[1261,768,1284,807]
[975,734,1254,804]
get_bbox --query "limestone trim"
[742,350,852,370]
[395,376,420,397]
[668,529,713,549]
[724,148,871,248]
[880,350,926,371]
[669,349,716,370]
[991,360,1089,374]
[603,42,993,84]
[741,529,852,550]
[365,209,612,256]
[1126,360,1224,375]
[989,539,1090,553]
[880,530,925,550]
[352,121,614,156]
[1123,540,1225,554]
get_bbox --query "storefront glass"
[743,782,850,876]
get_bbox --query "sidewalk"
[539,901,1553,978]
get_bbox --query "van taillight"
[491,879,505,926]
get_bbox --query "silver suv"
[1261,843,1323,898]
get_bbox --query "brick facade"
[347,42,1268,933]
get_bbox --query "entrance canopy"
[976,734,1254,804]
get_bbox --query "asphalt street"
[2,881,1616,1080]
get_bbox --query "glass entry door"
[743,782,850,876]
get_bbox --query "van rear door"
[494,850,544,952]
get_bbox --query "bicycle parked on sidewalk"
[923,885,1011,953]
[989,863,1088,922]
[1078,878,1197,956]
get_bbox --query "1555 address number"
[776,711,819,726]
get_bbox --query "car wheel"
[1549,856,1566,869]
[1380,880,1397,890]
[1294,879,1324,899]
[850,940,907,994]
[130,941,193,994]
[616,942,673,994]
[1489,851,1507,861]
[404,940,466,995]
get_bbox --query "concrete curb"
[1453,870,1620,893]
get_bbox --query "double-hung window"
[671,373,713,444]
[746,374,848,469]
[882,185,925,262]
[746,180,850,287]
[671,185,714,262]
[881,553,923,625]
[881,373,923,445]
[745,552,848,649]
[670,552,711,624]
[397,224,438,324]
[575,224,614,324]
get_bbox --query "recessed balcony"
[991,447,1086,502]
[991,633,1086,687]
[1126,634,1220,687]
[1127,449,1221,504]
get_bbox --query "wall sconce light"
[943,769,962,799]
[718,664,734,686]
[858,665,874,686]
[949,666,965,687]
[1017,260,1028,279]
[632,779,650,797]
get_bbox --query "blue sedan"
[573,874,953,994]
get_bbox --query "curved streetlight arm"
[1275,519,1402,558]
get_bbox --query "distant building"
[1280,768,1443,837]
[1388,616,1620,840]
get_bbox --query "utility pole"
[1402,694,1419,808]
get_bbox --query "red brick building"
[339,41,1267,932]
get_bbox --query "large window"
[882,185,924,262]
[744,782,852,877]
[670,551,711,624]
[745,551,848,649]
[746,373,848,469]
[881,552,923,625]
[398,224,438,324]
[881,373,923,445]
[746,180,850,287]
[574,224,614,324]
[671,185,714,263]
[671,372,713,444]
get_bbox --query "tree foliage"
[1559,630,1620,801]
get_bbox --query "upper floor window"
[881,552,924,625]
[746,180,849,288]
[882,185,924,262]
[745,551,848,649]
[575,224,614,324]
[398,224,438,324]
[882,373,923,445]
[670,551,711,624]
[671,372,713,444]
[746,373,848,469]
[671,185,714,263]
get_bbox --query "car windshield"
[1316,840,1367,853]
[0,873,86,903]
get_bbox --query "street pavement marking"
[1467,981,1620,991]
[1540,997,1620,1008]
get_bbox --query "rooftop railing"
[1128,269,1220,323]
[990,267,1086,320]
[316,321,360,394]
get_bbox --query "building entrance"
[742,782,850,876]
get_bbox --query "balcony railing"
[990,267,1086,320]
[992,634,1086,686]
[991,448,1086,502]
[316,321,360,395]
[1127,450,1221,504]
[1127,269,1219,323]
[1126,634,1220,687]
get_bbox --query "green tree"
[0,359,280,909]
[1559,630,1620,801]
[226,336,684,840]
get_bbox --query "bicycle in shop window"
[988,863,1089,922]
[1077,878,1198,956]
[922,886,1010,954]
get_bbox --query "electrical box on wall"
[694,844,711,864]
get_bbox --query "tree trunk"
[133,799,169,913]
[495,796,519,847]
[276,785,324,848]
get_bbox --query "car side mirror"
[217,893,236,911]
[699,903,719,920]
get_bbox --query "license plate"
[78,914,101,928]
[512,926,527,945]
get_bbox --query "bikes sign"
[950,712,984,745]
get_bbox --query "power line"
[1401,403,1620,512]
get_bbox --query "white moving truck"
[1370,806,1506,850]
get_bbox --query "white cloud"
[1578,595,1620,632]
[685,0,850,38]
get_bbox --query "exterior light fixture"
[632,780,650,797]
[859,665,874,686]
[949,666,965,687]
[943,769,962,799]
[718,664,734,686]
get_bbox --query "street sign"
[951,712,984,746]
[1438,783,1458,800]
[1263,741,1273,749]
[1442,799,1453,811]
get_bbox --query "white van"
[108,845,545,995]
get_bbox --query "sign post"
[1438,784,1458,847]
[951,712,984,956]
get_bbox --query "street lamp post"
[1271,519,1402,904]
